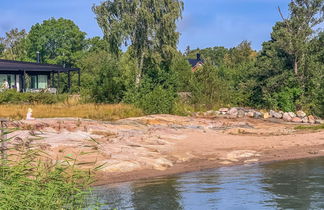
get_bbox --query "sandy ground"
[5,114,324,185]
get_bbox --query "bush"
[189,63,234,110]
[0,90,68,104]
[124,77,178,114]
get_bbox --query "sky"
[0,0,291,51]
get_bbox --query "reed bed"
[0,103,143,121]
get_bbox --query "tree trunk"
[294,57,298,75]
[135,51,145,87]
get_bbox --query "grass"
[0,103,143,121]
[295,124,324,131]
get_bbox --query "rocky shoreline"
[4,114,324,185]
[194,107,324,124]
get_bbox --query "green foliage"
[25,18,86,66]
[295,124,324,131]
[93,0,184,85]
[0,90,68,104]
[189,63,233,110]
[124,76,178,114]
[0,28,27,60]
[90,54,126,103]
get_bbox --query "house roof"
[0,59,79,73]
[188,59,203,68]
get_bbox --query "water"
[91,157,324,210]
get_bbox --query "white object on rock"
[26,108,35,120]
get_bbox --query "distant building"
[0,59,80,92]
[188,53,204,72]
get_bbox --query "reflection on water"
[91,157,324,210]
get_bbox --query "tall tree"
[277,0,324,76]
[92,0,184,85]
[25,18,86,66]
[0,28,27,60]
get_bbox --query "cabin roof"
[0,59,79,73]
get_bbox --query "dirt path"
[6,115,324,185]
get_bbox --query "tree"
[92,0,184,85]
[277,0,324,76]
[25,18,86,66]
[0,28,27,60]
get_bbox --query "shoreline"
[94,144,324,186]
[6,115,324,187]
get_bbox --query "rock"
[253,112,262,119]
[282,113,292,122]
[237,110,245,118]
[308,115,316,124]
[246,111,255,118]
[228,108,238,117]
[291,117,303,123]
[296,111,307,118]
[269,110,276,117]
[315,120,324,124]
[219,108,229,113]
[302,117,309,124]
[274,112,283,119]
[262,112,270,119]
[288,112,296,118]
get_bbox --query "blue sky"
[0,0,290,51]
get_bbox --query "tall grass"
[0,103,143,121]
[0,127,100,209]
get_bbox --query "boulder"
[253,112,262,119]
[315,120,324,124]
[296,111,307,118]
[262,112,270,119]
[291,117,303,123]
[246,111,255,118]
[288,112,296,118]
[269,110,276,117]
[283,113,292,122]
[308,115,316,124]
[274,112,283,119]
[228,108,238,117]
[302,117,309,124]
[237,110,245,118]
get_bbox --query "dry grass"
[0,103,143,121]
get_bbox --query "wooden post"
[22,71,26,92]
[0,118,8,164]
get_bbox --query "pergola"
[0,59,80,92]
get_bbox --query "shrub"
[0,90,68,104]
[124,77,178,114]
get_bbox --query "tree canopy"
[92,0,184,85]
[25,18,86,66]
